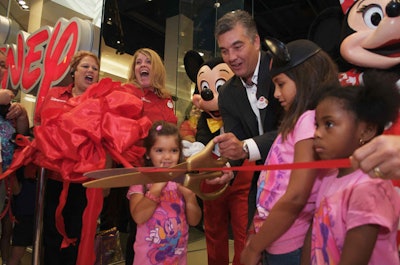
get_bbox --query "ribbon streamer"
[133,158,351,174]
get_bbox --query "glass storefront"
[0,0,251,125]
[167,0,244,123]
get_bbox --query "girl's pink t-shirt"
[311,169,400,265]
[254,110,326,254]
[127,182,189,265]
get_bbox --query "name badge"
[167,100,174,109]
[257,96,268,109]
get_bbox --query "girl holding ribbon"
[302,71,400,265]
[126,121,201,265]
[240,38,339,265]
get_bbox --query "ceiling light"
[15,0,29,11]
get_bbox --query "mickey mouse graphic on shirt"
[145,202,185,265]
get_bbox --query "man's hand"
[213,132,248,160]
[351,135,400,180]
[205,163,234,185]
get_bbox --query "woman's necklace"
[141,96,151,103]
[72,86,83,97]
[140,88,154,103]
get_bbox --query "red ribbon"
[133,158,351,174]
[203,158,351,172]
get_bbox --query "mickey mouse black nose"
[201,88,214,101]
[386,0,400,17]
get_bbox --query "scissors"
[83,140,229,200]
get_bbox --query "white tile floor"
[187,227,234,265]
[13,228,234,265]
[187,228,210,265]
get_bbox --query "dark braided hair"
[319,70,400,135]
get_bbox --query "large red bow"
[1,78,152,265]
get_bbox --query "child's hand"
[6,102,26,120]
[0,89,14,105]
[240,223,262,265]
[177,184,196,198]
[178,183,202,226]
[240,240,262,265]
[149,182,167,195]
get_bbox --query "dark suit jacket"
[218,51,282,166]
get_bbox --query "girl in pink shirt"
[241,38,339,265]
[303,71,400,265]
[126,121,201,265]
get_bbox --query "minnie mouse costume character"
[338,0,400,134]
[338,0,400,248]
[184,50,253,265]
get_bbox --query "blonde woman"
[123,48,177,124]
[122,48,177,265]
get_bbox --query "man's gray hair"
[214,9,258,41]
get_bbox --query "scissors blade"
[83,162,188,188]
[84,167,139,179]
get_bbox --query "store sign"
[0,17,99,115]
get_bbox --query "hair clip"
[156,125,162,131]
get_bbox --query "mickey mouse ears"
[184,50,204,83]
[265,37,321,77]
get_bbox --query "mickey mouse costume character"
[184,50,253,265]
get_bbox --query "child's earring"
[359,138,365,146]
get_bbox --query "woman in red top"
[123,48,177,124]
[118,48,177,265]
[38,50,100,265]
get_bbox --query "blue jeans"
[262,248,302,265]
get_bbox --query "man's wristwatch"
[242,141,249,159]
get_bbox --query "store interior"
[0,0,343,125]
[0,0,343,264]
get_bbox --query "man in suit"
[212,9,282,227]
